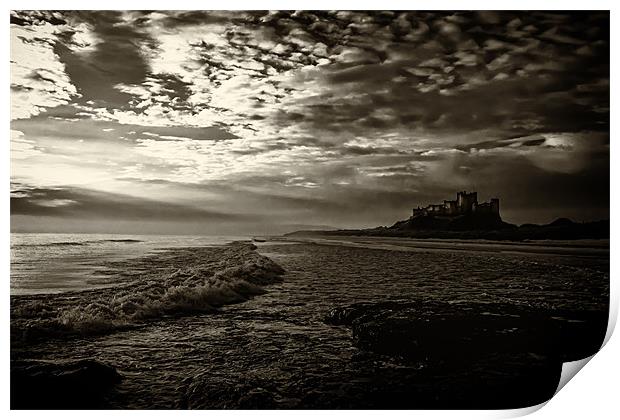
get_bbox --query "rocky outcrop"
[391,212,514,231]
[323,299,607,408]
[325,300,606,363]
[287,218,609,240]
[11,359,122,409]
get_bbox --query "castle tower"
[457,191,478,213]
[490,198,500,215]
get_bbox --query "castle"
[412,191,500,218]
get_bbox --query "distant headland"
[287,191,609,241]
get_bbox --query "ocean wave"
[12,238,143,248]
[11,242,284,341]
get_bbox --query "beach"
[10,234,609,409]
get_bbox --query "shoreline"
[10,242,285,343]
[11,237,609,409]
[267,234,610,258]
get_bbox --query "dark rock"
[322,300,607,408]
[390,212,515,231]
[547,217,574,227]
[11,359,122,409]
[328,301,607,364]
[324,306,365,325]
[286,219,609,240]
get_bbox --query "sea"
[10,233,250,295]
[9,233,610,409]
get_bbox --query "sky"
[10,10,609,234]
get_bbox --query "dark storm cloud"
[52,11,152,108]
[10,185,246,222]
[12,107,238,142]
[245,11,609,139]
[451,151,610,223]
[455,134,547,152]
[339,145,409,156]
[10,10,67,26]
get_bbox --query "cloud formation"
[10,11,609,231]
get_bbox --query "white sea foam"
[10,233,252,295]
[11,242,284,339]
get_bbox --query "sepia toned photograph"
[9,9,610,410]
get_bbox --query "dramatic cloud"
[10,11,609,232]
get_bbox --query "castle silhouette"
[412,191,499,218]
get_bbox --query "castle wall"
[475,202,491,213]
[412,192,500,220]
[469,198,500,216]
[490,198,500,215]
[444,200,457,215]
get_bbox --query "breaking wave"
[11,242,284,341]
